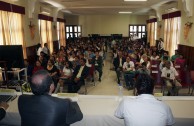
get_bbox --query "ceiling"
[41,0,178,15]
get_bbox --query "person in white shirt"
[115,73,175,126]
[161,61,182,96]
[139,54,151,73]
[159,56,173,71]
[158,38,164,51]
[150,51,159,60]
[36,43,42,58]
[42,43,49,55]
[139,54,148,64]
[123,56,135,89]
[58,61,73,93]
[111,39,116,48]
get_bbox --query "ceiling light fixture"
[119,12,132,14]
[124,0,147,1]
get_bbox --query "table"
[5,68,27,81]
[1,94,194,126]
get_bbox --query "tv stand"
[6,68,27,81]
[1,67,27,90]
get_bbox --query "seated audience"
[160,51,170,61]
[113,51,126,84]
[32,60,44,74]
[159,56,173,71]
[46,59,59,87]
[0,102,9,121]
[140,54,147,64]
[150,51,159,60]
[23,59,33,78]
[72,56,80,69]
[67,58,89,93]
[38,54,48,69]
[174,54,186,68]
[171,50,180,62]
[18,70,83,126]
[137,62,150,75]
[161,61,182,96]
[92,51,103,82]
[58,61,73,92]
[68,53,75,62]
[115,73,175,126]
[122,56,135,89]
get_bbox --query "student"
[122,56,135,89]
[92,51,103,82]
[161,61,182,96]
[113,51,126,84]
[67,58,89,93]
[171,50,180,62]
[115,73,175,126]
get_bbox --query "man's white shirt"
[115,94,175,126]
[161,67,178,80]
[123,61,135,71]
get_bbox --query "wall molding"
[182,0,193,17]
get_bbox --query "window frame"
[129,24,146,39]
[66,25,82,39]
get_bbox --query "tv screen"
[0,45,24,70]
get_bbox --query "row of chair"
[117,60,194,96]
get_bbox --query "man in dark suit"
[92,51,103,82]
[0,102,9,120]
[113,51,126,84]
[68,58,89,93]
[18,70,83,126]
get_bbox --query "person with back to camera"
[115,73,175,126]
[18,70,83,126]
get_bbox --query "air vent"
[40,6,51,15]
[61,0,86,2]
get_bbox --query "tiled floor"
[85,51,193,96]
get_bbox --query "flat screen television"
[0,45,24,70]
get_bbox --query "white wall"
[178,0,194,47]
[64,14,148,37]
[65,15,79,25]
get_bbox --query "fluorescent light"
[119,12,132,14]
[124,0,147,1]
[41,11,50,15]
